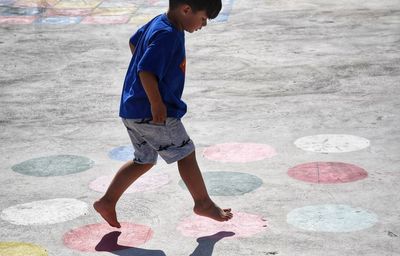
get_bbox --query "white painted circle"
[294,134,370,153]
[1,198,89,225]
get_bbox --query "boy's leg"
[178,151,233,222]
[93,160,154,228]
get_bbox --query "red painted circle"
[63,222,153,252]
[203,143,277,163]
[177,211,267,238]
[288,162,368,183]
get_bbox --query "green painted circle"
[11,155,94,177]
[179,171,263,196]
[0,242,48,256]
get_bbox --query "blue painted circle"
[11,155,94,177]
[108,145,164,163]
[34,16,82,25]
[287,204,378,232]
[108,145,135,162]
[179,171,263,196]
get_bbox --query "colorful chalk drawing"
[0,6,44,15]
[294,134,370,153]
[0,15,35,23]
[0,0,15,6]
[0,242,48,256]
[1,198,88,225]
[288,162,368,184]
[203,143,277,163]
[11,155,94,177]
[34,15,81,24]
[0,0,235,25]
[89,170,170,193]
[179,171,263,196]
[177,211,267,238]
[81,14,130,24]
[63,222,153,252]
[287,204,378,232]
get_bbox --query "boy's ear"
[181,4,192,16]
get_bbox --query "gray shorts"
[122,117,195,165]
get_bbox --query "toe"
[223,208,232,212]
[113,221,121,228]
[223,213,233,220]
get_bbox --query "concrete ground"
[1,0,399,255]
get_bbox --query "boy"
[94,0,233,228]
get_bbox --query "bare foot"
[93,199,121,228]
[193,200,233,222]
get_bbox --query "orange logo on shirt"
[180,58,186,74]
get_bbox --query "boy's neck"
[166,9,184,31]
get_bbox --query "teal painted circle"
[179,171,263,196]
[287,204,378,232]
[12,155,95,177]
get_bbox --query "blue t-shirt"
[119,13,187,119]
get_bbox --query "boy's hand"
[138,71,167,124]
[151,101,167,124]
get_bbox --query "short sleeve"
[137,30,178,81]
[129,27,144,46]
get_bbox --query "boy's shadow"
[95,231,166,256]
[190,231,235,256]
[95,230,235,256]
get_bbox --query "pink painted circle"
[288,162,368,184]
[89,171,169,193]
[177,212,267,238]
[63,222,153,252]
[203,143,277,163]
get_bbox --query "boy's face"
[181,6,208,33]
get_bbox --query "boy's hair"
[169,0,222,19]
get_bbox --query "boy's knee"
[132,161,155,168]
[178,150,196,164]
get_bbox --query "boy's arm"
[129,42,135,55]
[136,31,177,124]
[138,71,167,124]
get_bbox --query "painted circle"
[11,155,94,177]
[63,222,153,252]
[288,162,368,184]
[203,143,277,163]
[294,134,370,153]
[90,171,170,193]
[1,198,88,225]
[108,146,134,162]
[287,204,378,232]
[0,242,47,256]
[179,171,263,196]
[108,145,164,164]
[177,212,267,238]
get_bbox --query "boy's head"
[168,0,222,33]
